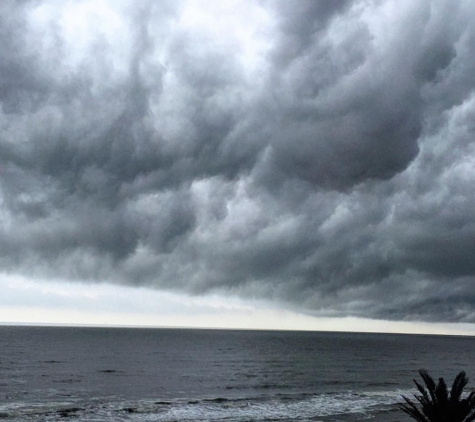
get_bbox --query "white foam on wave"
[2,390,413,421]
[110,390,409,422]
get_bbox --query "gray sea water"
[1,326,475,421]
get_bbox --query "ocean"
[1,326,475,421]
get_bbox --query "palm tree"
[400,370,475,422]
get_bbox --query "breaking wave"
[0,390,409,421]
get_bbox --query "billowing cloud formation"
[1,0,475,323]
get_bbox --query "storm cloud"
[1,0,475,323]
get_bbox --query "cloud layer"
[1,0,475,323]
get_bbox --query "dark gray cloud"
[1,0,475,323]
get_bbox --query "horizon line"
[1,321,473,338]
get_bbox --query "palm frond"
[435,377,448,405]
[400,371,475,422]
[400,395,430,422]
[420,370,438,402]
[451,372,469,403]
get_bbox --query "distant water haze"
[2,276,475,335]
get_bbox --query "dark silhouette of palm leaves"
[400,370,475,422]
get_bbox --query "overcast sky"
[1,0,475,333]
